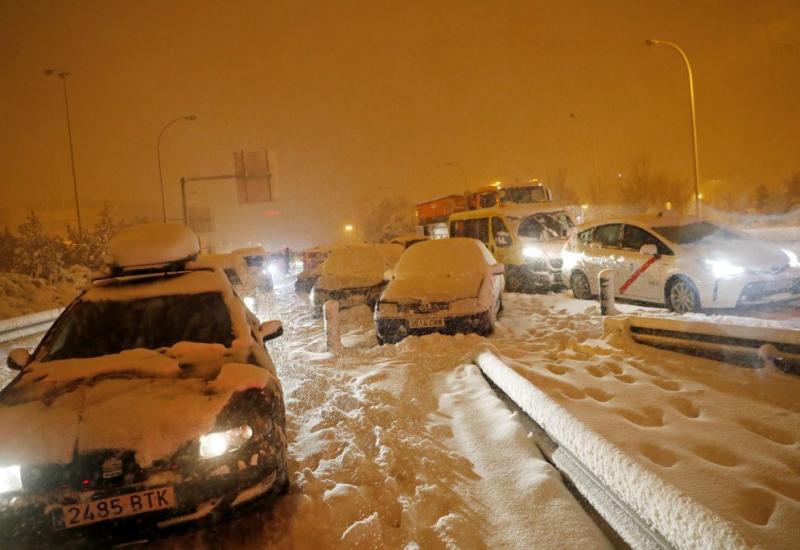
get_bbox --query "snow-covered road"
[155,283,611,548]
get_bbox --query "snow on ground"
[483,293,800,549]
[0,267,89,319]
[157,284,609,549]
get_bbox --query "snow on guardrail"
[474,349,748,550]
[0,309,61,344]
[604,315,800,375]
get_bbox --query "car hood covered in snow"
[683,237,789,271]
[0,343,277,468]
[315,272,385,291]
[381,273,483,303]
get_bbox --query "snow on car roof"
[395,237,495,278]
[108,223,200,268]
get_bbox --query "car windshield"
[654,222,742,244]
[502,186,548,204]
[40,292,234,361]
[518,211,574,240]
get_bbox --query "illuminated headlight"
[199,425,253,459]
[243,296,256,310]
[268,263,280,276]
[523,246,544,259]
[782,249,800,268]
[0,465,22,495]
[378,302,397,316]
[705,259,744,278]
[261,268,269,275]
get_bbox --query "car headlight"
[782,249,800,268]
[0,465,22,495]
[199,425,253,459]
[268,263,280,276]
[523,246,544,258]
[705,259,744,278]
[262,268,269,275]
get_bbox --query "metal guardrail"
[0,309,61,344]
[475,349,747,550]
[604,315,800,375]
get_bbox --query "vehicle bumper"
[312,285,383,313]
[506,263,557,291]
[697,273,800,309]
[375,311,490,343]
[0,451,284,541]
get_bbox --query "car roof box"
[106,223,200,274]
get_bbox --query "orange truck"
[416,182,552,237]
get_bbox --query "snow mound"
[108,223,200,268]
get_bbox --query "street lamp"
[157,115,197,222]
[445,162,468,192]
[645,38,701,217]
[568,112,600,201]
[44,68,82,234]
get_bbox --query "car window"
[591,224,622,248]
[577,228,594,245]
[621,225,673,255]
[654,222,742,244]
[40,292,235,361]
[450,218,489,244]
[224,268,243,285]
[243,255,263,267]
[517,216,544,239]
[492,217,511,247]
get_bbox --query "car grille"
[550,258,563,270]
[21,451,144,492]
[399,302,450,314]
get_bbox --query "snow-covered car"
[375,238,505,344]
[0,223,288,540]
[229,247,274,291]
[562,216,800,313]
[294,244,340,293]
[192,253,267,308]
[310,244,403,315]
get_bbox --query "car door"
[490,216,514,265]
[617,224,671,301]
[584,223,623,288]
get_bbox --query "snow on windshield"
[395,238,492,278]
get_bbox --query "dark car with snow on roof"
[0,223,288,542]
[309,244,403,316]
[375,238,504,344]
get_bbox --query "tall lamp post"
[445,162,468,192]
[157,115,197,222]
[645,38,701,217]
[568,112,600,201]
[44,68,82,234]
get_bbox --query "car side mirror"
[7,348,31,371]
[639,244,658,256]
[491,263,505,275]
[258,320,284,342]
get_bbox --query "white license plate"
[408,318,445,329]
[54,486,176,530]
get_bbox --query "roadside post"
[599,269,619,316]
[324,300,342,352]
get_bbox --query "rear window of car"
[40,292,235,361]
[450,218,489,244]
[243,255,263,267]
[591,224,622,248]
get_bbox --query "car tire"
[570,270,592,300]
[666,276,701,314]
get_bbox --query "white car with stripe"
[561,216,800,313]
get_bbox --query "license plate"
[409,318,445,329]
[53,486,176,530]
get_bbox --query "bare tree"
[617,156,692,212]
[545,167,579,204]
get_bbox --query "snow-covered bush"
[363,197,416,243]
[12,212,66,283]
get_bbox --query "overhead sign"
[234,149,273,203]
